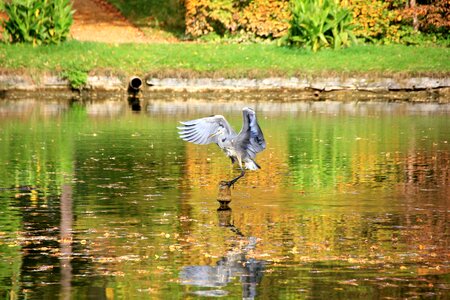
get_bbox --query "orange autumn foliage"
[185,0,290,38]
[185,0,449,41]
[399,0,450,33]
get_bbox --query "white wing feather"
[178,115,235,145]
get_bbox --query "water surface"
[0,98,449,299]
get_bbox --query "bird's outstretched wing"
[236,108,266,158]
[178,115,236,145]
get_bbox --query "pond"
[0,97,449,299]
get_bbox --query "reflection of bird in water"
[178,107,266,187]
[179,237,265,298]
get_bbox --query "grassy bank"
[1,41,449,79]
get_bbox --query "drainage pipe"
[129,76,142,92]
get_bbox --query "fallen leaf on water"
[338,279,359,286]
[137,288,156,294]
[289,246,299,254]
[32,265,54,272]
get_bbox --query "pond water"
[0,97,449,299]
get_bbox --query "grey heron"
[178,107,266,187]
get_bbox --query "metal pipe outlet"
[129,76,142,91]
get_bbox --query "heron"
[178,107,266,187]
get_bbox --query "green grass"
[0,41,449,78]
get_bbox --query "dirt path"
[0,0,170,43]
[70,0,170,43]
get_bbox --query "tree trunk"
[410,0,419,31]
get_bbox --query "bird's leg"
[227,169,245,188]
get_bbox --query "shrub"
[106,0,186,34]
[348,0,398,42]
[2,0,74,45]
[240,0,290,39]
[349,0,449,44]
[399,0,450,36]
[184,0,290,40]
[285,0,356,51]
[185,0,236,37]
[61,62,88,90]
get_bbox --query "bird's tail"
[244,159,260,170]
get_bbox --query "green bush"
[2,0,74,45]
[61,62,88,90]
[284,0,356,51]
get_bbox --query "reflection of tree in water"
[180,208,266,299]
[286,115,450,193]
[14,191,62,299]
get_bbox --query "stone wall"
[0,73,449,102]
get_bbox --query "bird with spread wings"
[178,107,266,187]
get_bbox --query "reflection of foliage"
[72,116,185,222]
[287,116,352,189]
[0,198,21,299]
[0,112,75,197]
[0,101,188,298]
[286,114,450,191]
[0,102,449,298]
